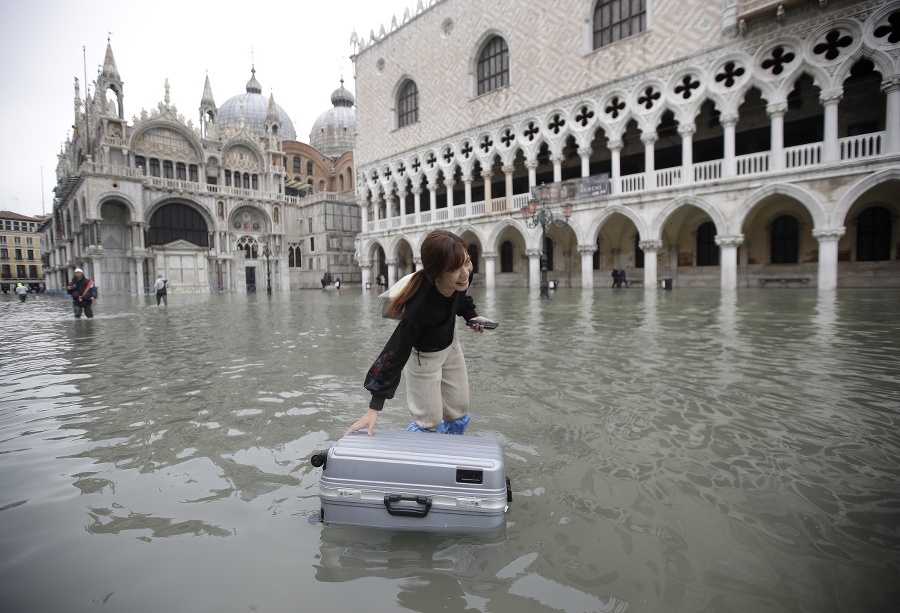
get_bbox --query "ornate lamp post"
[521,183,573,298]
[260,235,280,295]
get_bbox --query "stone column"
[550,154,564,183]
[397,190,408,221]
[525,159,538,188]
[678,124,695,185]
[481,170,493,205]
[767,102,787,171]
[359,259,373,289]
[882,76,900,154]
[578,147,592,177]
[526,248,542,292]
[412,187,422,219]
[483,251,497,289]
[503,165,515,210]
[359,200,369,229]
[445,179,455,209]
[820,89,843,163]
[579,244,597,289]
[721,114,738,177]
[463,175,472,205]
[715,234,744,290]
[639,240,663,289]
[386,259,399,287]
[608,139,623,194]
[813,228,845,290]
[428,182,438,212]
[641,133,658,189]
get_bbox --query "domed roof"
[217,67,296,141]
[309,80,356,158]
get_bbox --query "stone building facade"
[42,41,358,294]
[352,0,900,290]
[0,211,44,293]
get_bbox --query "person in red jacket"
[346,230,496,436]
[66,268,97,318]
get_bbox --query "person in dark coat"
[66,268,97,318]
[612,268,620,288]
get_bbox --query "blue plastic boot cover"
[406,413,470,434]
[436,413,470,435]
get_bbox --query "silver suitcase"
[311,430,511,532]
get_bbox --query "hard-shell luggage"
[310,430,511,532]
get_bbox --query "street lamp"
[521,183,573,298]
[261,235,280,295]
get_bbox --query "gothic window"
[243,173,250,189]
[147,203,209,247]
[593,0,647,50]
[233,171,240,186]
[236,236,259,259]
[189,164,198,182]
[856,206,891,261]
[770,215,799,264]
[135,156,146,174]
[398,80,419,127]
[293,156,301,173]
[500,240,514,272]
[477,36,509,95]
[163,160,174,179]
[225,173,232,187]
[149,158,160,177]
[288,243,302,268]
[696,222,719,266]
[252,174,259,190]
[307,161,314,175]
[176,162,186,181]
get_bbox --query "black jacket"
[365,280,477,410]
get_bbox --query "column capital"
[526,248,543,258]
[639,239,663,253]
[607,139,623,151]
[640,132,658,145]
[502,164,516,175]
[819,88,843,105]
[881,75,900,93]
[411,186,423,195]
[714,234,744,248]
[482,251,498,260]
[766,102,788,116]
[481,170,494,180]
[385,258,399,266]
[720,113,739,128]
[524,159,539,170]
[577,146,593,158]
[358,259,373,267]
[677,123,696,137]
[578,244,598,255]
[812,227,846,242]
[549,154,565,165]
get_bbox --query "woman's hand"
[467,316,495,333]
[345,408,379,436]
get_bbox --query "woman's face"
[434,255,472,297]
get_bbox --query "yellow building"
[0,211,44,293]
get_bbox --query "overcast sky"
[0,0,420,218]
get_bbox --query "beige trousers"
[403,327,470,430]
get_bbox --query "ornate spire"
[101,37,119,80]
[266,92,278,122]
[201,73,216,107]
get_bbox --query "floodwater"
[1,287,898,613]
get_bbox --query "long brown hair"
[386,230,468,318]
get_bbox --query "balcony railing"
[364,131,888,233]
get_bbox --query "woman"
[346,230,495,436]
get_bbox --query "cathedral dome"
[217,67,297,141]
[309,80,356,158]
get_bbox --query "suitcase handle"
[383,494,432,518]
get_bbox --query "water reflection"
[1,289,899,612]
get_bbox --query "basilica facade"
[351,0,900,290]
[42,42,358,294]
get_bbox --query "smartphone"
[467,320,499,329]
